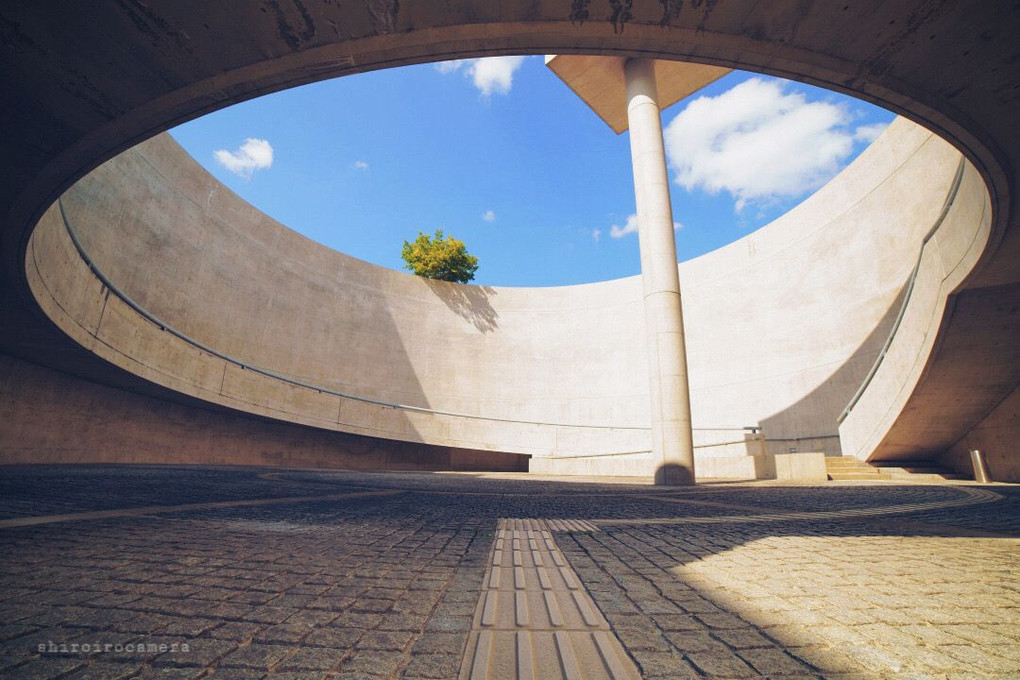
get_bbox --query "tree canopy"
[400,229,479,283]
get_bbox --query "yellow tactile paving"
[460,524,640,680]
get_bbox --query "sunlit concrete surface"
[0,466,1017,679]
[1,2,1018,482]
[14,117,989,480]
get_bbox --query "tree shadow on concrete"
[424,279,499,333]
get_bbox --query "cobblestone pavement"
[0,465,1017,679]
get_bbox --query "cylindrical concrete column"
[624,57,696,486]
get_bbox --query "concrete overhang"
[545,55,732,134]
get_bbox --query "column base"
[654,463,695,486]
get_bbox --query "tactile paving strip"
[497,518,600,533]
[460,520,639,679]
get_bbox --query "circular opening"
[168,57,895,287]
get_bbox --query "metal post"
[970,449,991,483]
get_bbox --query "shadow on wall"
[759,282,908,457]
[54,138,444,462]
[425,279,499,333]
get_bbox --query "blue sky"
[170,56,894,287]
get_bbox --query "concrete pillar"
[624,57,696,485]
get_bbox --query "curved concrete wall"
[839,159,992,462]
[25,116,979,474]
[1,2,1016,481]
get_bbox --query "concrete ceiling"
[545,55,731,133]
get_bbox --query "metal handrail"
[59,199,660,431]
[836,156,967,425]
[58,199,653,430]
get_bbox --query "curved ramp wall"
[21,116,982,476]
[839,159,992,463]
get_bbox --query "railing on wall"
[836,156,967,425]
[60,198,655,434]
[56,198,838,459]
[539,427,766,458]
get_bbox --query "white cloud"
[434,60,466,75]
[213,138,273,178]
[354,160,369,170]
[435,56,527,96]
[482,210,496,222]
[609,214,683,239]
[610,214,639,238]
[854,122,889,143]
[664,78,881,212]
[469,56,526,96]
[591,228,602,243]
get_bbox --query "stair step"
[823,457,971,483]
[828,472,893,480]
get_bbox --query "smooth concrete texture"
[1,3,1017,479]
[625,57,696,485]
[545,54,730,134]
[19,118,978,479]
[0,355,528,472]
[838,157,993,465]
[773,452,828,483]
[942,385,1020,484]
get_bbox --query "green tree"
[401,229,479,283]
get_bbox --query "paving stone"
[241,606,298,625]
[158,616,223,637]
[277,645,347,671]
[662,630,727,653]
[712,627,774,650]
[342,649,406,675]
[2,467,1019,680]
[131,667,206,680]
[686,647,757,676]
[2,656,86,679]
[217,642,292,669]
[0,624,38,643]
[410,632,467,655]
[694,611,751,630]
[150,638,234,667]
[422,614,471,633]
[737,645,815,675]
[302,627,362,649]
[941,643,1015,673]
[63,661,141,679]
[284,609,339,626]
[792,646,874,674]
[198,668,258,679]
[357,630,414,651]
[377,611,429,632]
[627,649,701,679]
[254,622,316,645]
[332,612,384,629]
[205,621,264,642]
[401,652,462,678]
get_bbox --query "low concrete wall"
[0,355,528,472]
[774,452,828,482]
[18,118,980,475]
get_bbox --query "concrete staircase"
[872,461,970,482]
[825,457,968,482]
